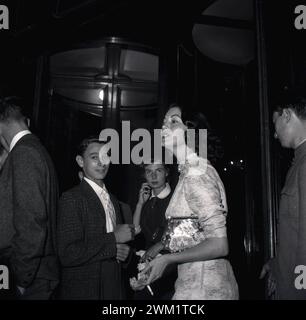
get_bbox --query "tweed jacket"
[57,179,130,300]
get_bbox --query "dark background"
[1,0,305,299]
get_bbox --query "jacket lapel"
[80,180,107,225]
[109,193,123,225]
[80,179,123,226]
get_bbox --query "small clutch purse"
[161,216,206,252]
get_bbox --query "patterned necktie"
[100,186,116,233]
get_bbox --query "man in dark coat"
[57,137,134,299]
[261,95,306,299]
[0,96,59,299]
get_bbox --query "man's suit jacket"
[57,179,130,300]
[0,134,59,291]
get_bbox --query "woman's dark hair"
[140,159,170,180]
[142,161,170,172]
[168,103,224,165]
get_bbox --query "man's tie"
[100,187,116,233]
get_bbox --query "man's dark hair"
[76,136,103,156]
[273,92,306,120]
[0,96,26,123]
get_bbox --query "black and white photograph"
[0,0,306,317]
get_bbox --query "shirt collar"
[84,177,106,194]
[294,139,306,162]
[9,130,31,152]
[151,183,171,199]
[295,138,306,149]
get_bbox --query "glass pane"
[54,86,105,105]
[50,47,106,75]
[48,96,103,191]
[52,78,108,105]
[119,86,158,107]
[55,0,94,14]
[120,108,159,129]
[120,49,159,81]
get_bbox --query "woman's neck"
[173,145,195,164]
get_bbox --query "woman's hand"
[137,183,151,206]
[140,241,164,262]
[129,277,146,291]
[133,183,151,230]
[142,254,171,285]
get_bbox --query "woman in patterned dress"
[142,105,239,300]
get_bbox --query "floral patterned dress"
[162,154,239,300]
